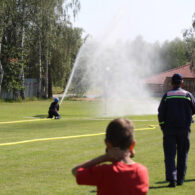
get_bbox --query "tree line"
[127,13,195,76]
[0,0,82,99]
[0,1,194,99]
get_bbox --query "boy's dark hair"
[106,118,134,150]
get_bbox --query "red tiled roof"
[145,64,195,84]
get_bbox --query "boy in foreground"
[72,118,149,195]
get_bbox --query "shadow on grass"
[149,185,167,189]
[183,179,195,183]
[156,179,195,184]
[33,115,47,118]
[150,179,195,189]
[149,180,168,189]
[90,190,97,193]
[155,181,168,184]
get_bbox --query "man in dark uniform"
[48,97,61,119]
[158,73,195,187]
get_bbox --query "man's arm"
[158,94,166,130]
[189,93,195,115]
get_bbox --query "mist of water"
[60,10,160,116]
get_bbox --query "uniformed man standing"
[158,73,195,187]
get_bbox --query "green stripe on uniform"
[165,96,191,101]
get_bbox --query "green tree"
[49,25,83,91]
[0,0,7,95]
[160,38,189,71]
[0,0,82,99]
[29,0,81,98]
[183,13,195,71]
[1,0,25,98]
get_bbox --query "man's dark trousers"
[163,130,190,183]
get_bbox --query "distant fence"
[0,79,38,99]
[24,79,38,97]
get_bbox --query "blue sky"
[73,0,195,43]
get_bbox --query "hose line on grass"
[0,125,158,146]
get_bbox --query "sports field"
[0,100,195,195]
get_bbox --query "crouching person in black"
[48,97,61,119]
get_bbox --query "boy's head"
[105,118,134,150]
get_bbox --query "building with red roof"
[145,63,195,96]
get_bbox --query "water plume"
[60,9,160,116]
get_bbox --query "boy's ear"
[105,139,112,149]
[129,140,136,151]
[129,140,136,158]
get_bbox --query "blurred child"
[47,97,60,119]
[72,118,149,195]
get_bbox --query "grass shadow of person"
[149,185,167,189]
[155,181,168,184]
[150,178,195,189]
[33,115,47,118]
[156,179,195,184]
[90,190,97,193]
[182,179,195,183]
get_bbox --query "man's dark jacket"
[158,87,195,134]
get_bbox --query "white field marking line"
[0,125,158,146]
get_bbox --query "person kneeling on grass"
[72,118,149,195]
[47,97,61,119]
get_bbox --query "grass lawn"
[0,100,195,195]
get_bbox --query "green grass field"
[0,100,195,195]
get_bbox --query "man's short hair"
[106,118,134,150]
[172,73,183,85]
